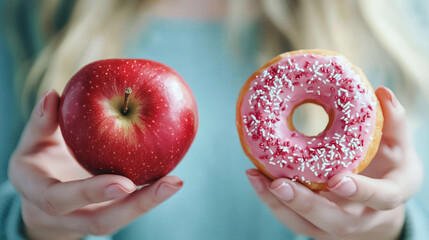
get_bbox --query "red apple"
[59,59,198,185]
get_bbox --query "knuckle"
[294,200,314,215]
[80,186,97,204]
[360,190,375,205]
[133,196,156,214]
[133,199,149,214]
[41,181,64,216]
[87,218,113,236]
[40,196,60,216]
[382,190,402,210]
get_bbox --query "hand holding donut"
[237,50,383,190]
[246,86,423,240]
[8,90,183,240]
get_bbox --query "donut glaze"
[236,50,383,190]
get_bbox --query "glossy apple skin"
[59,59,198,185]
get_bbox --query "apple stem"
[123,87,132,115]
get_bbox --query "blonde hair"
[7,0,429,115]
[6,0,154,114]
[261,0,428,103]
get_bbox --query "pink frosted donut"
[236,49,383,191]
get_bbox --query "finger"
[375,86,407,142]
[14,165,137,216]
[44,174,137,216]
[246,169,325,237]
[327,167,421,210]
[267,177,359,236]
[18,89,60,154]
[68,176,183,236]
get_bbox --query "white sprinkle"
[251,115,258,122]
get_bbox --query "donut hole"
[291,102,330,137]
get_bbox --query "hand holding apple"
[59,59,198,185]
[8,58,198,239]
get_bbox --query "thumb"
[18,89,60,154]
[375,86,407,143]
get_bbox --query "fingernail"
[385,88,398,107]
[156,181,183,201]
[271,181,294,201]
[328,176,356,197]
[245,169,260,177]
[38,91,50,117]
[246,172,264,193]
[105,184,133,199]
